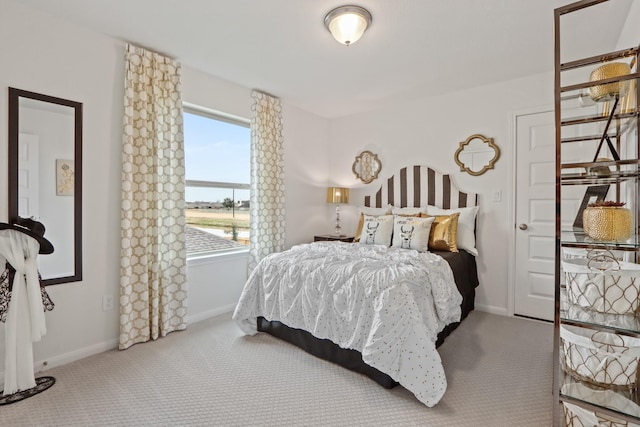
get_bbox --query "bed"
[233,165,479,406]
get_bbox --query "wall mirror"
[8,88,83,285]
[352,150,382,184]
[454,134,500,176]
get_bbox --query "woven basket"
[563,258,640,315]
[583,206,633,241]
[589,62,631,102]
[561,325,640,389]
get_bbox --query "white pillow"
[358,215,394,246]
[391,216,435,252]
[391,206,427,216]
[425,205,479,256]
[360,205,392,216]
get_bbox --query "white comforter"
[232,241,462,407]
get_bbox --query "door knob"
[519,224,528,230]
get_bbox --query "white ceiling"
[15,0,634,118]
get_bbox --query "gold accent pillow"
[426,212,460,252]
[354,213,365,242]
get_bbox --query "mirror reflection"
[352,151,382,184]
[454,134,500,176]
[9,88,82,285]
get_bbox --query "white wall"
[616,0,640,50]
[283,102,332,245]
[0,0,329,376]
[328,72,554,315]
[1,0,128,374]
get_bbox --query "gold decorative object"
[454,134,500,176]
[587,158,612,177]
[588,62,631,102]
[583,206,632,241]
[352,151,381,184]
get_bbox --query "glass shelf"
[559,374,640,424]
[561,230,640,250]
[560,110,639,127]
[560,288,640,336]
[561,132,625,144]
[562,159,640,169]
[560,170,640,185]
[560,172,640,185]
[560,73,640,95]
[559,47,639,72]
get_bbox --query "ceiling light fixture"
[324,5,372,46]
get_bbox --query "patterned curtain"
[248,91,285,272]
[119,43,187,350]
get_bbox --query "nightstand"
[314,235,354,243]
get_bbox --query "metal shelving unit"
[554,0,640,424]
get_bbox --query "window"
[183,105,250,256]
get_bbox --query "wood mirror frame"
[8,88,83,285]
[454,134,500,176]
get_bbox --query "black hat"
[0,217,54,254]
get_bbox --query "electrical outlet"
[102,294,114,311]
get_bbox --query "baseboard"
[475,303,508,317]
[36,338,119,374]
[0,306,236,382]
[187,303,236,324]
[0,338,119,382]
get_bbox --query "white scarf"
[0,229,46,395]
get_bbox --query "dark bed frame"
[258,165,479,388]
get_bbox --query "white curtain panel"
[120,43,187,350]
[248,91,285,272]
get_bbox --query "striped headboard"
[363,165,477,209]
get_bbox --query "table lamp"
[326,187,349,236]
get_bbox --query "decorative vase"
[583,206,633,241]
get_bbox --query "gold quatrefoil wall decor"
[454,134,500,176]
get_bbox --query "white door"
[514,110,556,321]
[18,133,40,218]
[514,110,587,320]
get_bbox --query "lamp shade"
[324,6,372,46]
[327,187,350,204]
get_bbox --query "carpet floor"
[0,310,553,426]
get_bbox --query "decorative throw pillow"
[358,214,394,246]
[425,205,479,256]
[427,213,460,252]
[391,216,435,252]
[353,206,392,242]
